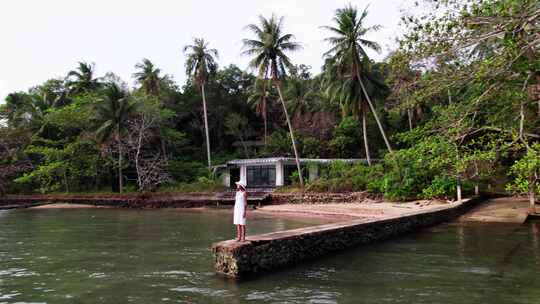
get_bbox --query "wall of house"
[276,162,284,186]
[240,165,247,185]
[308,163,318,182]
[221,172,230,187]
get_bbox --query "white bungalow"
[218,157,367,188]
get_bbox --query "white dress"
[233,191,246,225]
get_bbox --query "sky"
[0,0,409,102]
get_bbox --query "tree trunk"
[201,83,212,169]
[474,163,479,195]
[407,108,413,131]
[135,126,143,190]
[263,113,268,147]
[118,128,123,193]
[275,81,304,188]
[456,177,462,203]
[355,70,393,153]
[362,108,371,165]
[262,76,268,146]
[63,170,69,193]
[159,132,167,159]
[529,190,536,214]
[239,135,250,158]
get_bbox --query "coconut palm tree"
[183,38,218,169]
[323,56,387,164]
[285,66,317,120]
[95,83,138,193]
[247,77,272,144]
[66,62,101,94]
[322,4,393,162]
[3,93,30,128]
[242,14,305,188]
[133,58,162,96]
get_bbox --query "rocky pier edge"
[212,196,487,279]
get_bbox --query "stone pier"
[212,196,486,278]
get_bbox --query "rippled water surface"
[1,208,540,303]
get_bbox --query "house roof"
[226,157,371,166]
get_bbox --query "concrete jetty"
[458,197,533,224]
[212,196,486,278]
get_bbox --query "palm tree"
[285,67,317,121]
[322,4,393,164]
[66,62,101,94]
[323,57,387,164]
[247,77,271,144]
[4,89,65,135]
[3,93,30,128]
[183,38,218,169]
[133,58,162,96]
[95,83,138,193]
[242,14,305,188]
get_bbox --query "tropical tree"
[183,38,218,169]
[247,77,272,144]
[133,58,162,96]
[225,113,250,157]
[322,4,393,165]
[242,14,305,187]
[323,56,388,164]
[66,62,101,94]
[4,89,64,134]
[285,65,317,120]
[95,83,139,193]
[3,93,31,128]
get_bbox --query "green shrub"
[161,176,225,193]
[300,136,324,158]
[263,131,292,156]
[168,160,209,183]
[329,117,360,158]
[421,175,457,199]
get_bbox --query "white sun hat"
[235,180,247,188]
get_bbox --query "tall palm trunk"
[355,67,393,153]
[361,106,371,165]
[201,82,212,169]
[274,80,304,188]
[117,124,123,193]
[262,77,268,146]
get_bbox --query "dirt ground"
[31,203,113,209]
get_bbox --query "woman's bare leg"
[236,225,240,241]
[240,225,246,241]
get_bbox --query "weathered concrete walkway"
[256,200,449,219]
[213,197,486,278]
[458,197,532,224]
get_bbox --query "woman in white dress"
[234,181,247,242]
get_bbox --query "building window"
[247,165,276,187]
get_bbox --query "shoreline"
[24,203,348,224]
[22,199,457,224]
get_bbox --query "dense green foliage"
[1,0,538,201]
